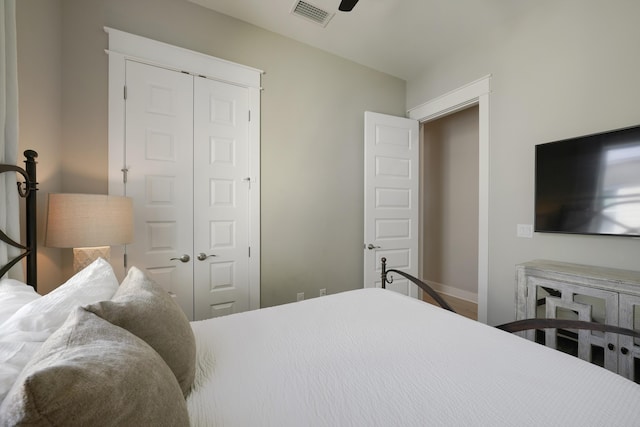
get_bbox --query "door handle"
[170,254,190,263]
[366,243,381,250]
[197,253,217,261]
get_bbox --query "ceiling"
[187,0,546,81]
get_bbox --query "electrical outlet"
[319,288,327,296]
[297,292,304,301]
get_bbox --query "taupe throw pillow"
[85,267,196,397]
[0,307,189,426]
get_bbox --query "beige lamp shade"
[45,193,134,249]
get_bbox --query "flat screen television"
[535,124,640,237]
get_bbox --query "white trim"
[107,50,127,281]
[408,75,491,324]
[106,28,261,311]
[408,76,490,121]
[247,86,261,310]
[104,27,263,89]
[427,280,478,304]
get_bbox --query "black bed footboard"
[380,257,455,313]
[495,318,640,340]
[0,150,38,290]
[379,258,640,344]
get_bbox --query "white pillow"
[0,341,41,403]
[0,258,119,404]
[0,279,41,325]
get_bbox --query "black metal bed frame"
[380,256,640,343]
[380,257,455,312]
[0,150,38,291]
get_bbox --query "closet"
[107,28,261,320]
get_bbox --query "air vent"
[291,0,335,27]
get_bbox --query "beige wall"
[408,0,640,325]
[422,106,479,298]
[17,0,406,303]
[16,0,66,294]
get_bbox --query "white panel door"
[364,111,419,297]
[193,77,251,320]
[124,60,195,318]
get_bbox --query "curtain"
[0,0,22,280]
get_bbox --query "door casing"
[408,75,491,324]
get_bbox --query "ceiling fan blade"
[338,0,359,12]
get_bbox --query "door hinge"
[123,253,128,269]
[124,86,127,100]
[243,176,255,189]
[248,247,251,258]
[121,167,129,184]
[248,110,251,122]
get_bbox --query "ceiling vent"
[291,0,335,27]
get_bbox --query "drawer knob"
[621,347,629,355]
[607,343,615,351]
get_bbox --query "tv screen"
[535,124,640,237]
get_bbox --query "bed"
[2,152,640,426]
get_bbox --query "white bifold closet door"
[124,60,251,320]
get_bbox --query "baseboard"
[423,279,478,304]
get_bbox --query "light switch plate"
[517,224,533,238]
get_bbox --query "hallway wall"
[422,106,479,301]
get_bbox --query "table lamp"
[45,193,133,272]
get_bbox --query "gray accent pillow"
[0,307,189,426]
[85,267,196,397]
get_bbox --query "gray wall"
[422,107,479,299]
[16,0,65,294]
[408,0,640,325]
[16,0,406,304]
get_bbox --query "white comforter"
[187,288,640,426]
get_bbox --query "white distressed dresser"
[516,259,640,383]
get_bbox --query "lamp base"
[73,246,111,272]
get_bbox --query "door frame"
[105,27,262,311]
[408,75,491,324]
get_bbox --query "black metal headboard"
[0,150,38,290]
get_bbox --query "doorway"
[409,75,490,323]
[421,106,479,319]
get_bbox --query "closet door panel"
[124,60,195,319]
[193,77,251,320]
